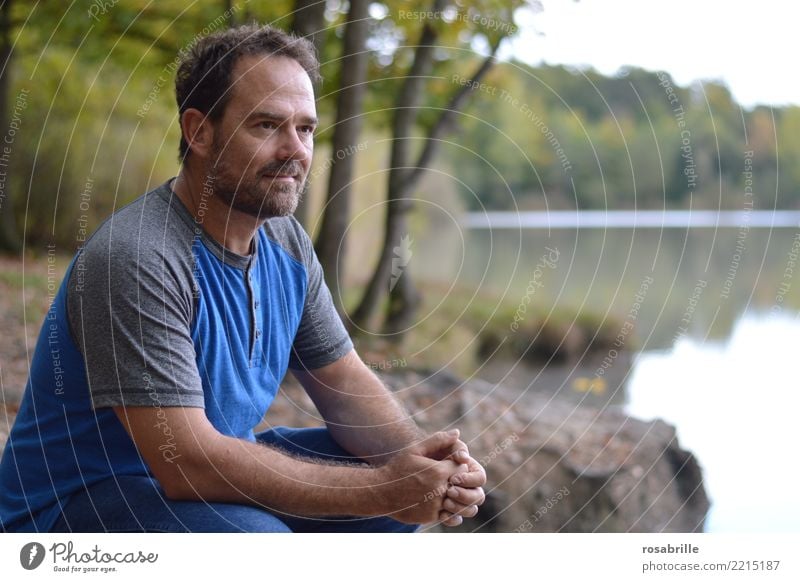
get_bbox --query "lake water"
[628,313,800,532]
[414,210,800,532]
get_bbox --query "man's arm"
[291,350,425,465]
[286,215,484,525]
[112,405,460,525]
[291,349,487,526]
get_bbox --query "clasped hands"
[409,428,487,527]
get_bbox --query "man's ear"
[180,108,215,158]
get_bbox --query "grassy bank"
[345,279,627,378]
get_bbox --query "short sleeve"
[66,224,205,409]
[287,223,354,371]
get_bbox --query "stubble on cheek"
[207,136,309,218]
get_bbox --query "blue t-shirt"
[0,180,353,532]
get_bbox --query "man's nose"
[275,126,309,161]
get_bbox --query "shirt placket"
[245,258,262,367]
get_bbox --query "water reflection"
[415,219,800,350]
[627,312,800,532]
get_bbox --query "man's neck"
[171,167,264,256]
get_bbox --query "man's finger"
[450,442,470,464]
[446,485,485,507]
[442,498,479,518]
[449,464,487,488]
[412,429,460,459]
[438,510,463,527]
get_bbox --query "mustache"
[259,160,304,177]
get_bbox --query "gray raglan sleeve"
[287,220,354,371]
[67,230,205,409]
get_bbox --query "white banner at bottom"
[1,533,797,581]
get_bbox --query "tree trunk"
[290,0,328,228]
[224,0,236,27]
[383,44,500,336]
[290,0,327,56]
[313,0,370,313]
[383,240,423,337]
[349,0,444,333]
[350,196,413,332]
[0,0,20,254]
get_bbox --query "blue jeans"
[49,426,419,533]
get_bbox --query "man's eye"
[299,126,315,135]
[260,121,278,130]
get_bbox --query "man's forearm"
[325,384,425,465]
[294,352,426,464]
[169,431,384,517]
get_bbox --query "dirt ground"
[1,254,70,408]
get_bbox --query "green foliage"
[9,46,179,250]
[357,0,527,132]
[445,61,800,211]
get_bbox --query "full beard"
[208,148,306,220]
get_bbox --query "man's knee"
[193,503,293,533]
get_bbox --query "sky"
[506,0,798,108]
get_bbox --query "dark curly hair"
[174,23,320,162]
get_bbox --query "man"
[0,24,485,533]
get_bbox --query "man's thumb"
[416,429,459,457]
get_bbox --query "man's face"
[207,54,316,219]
